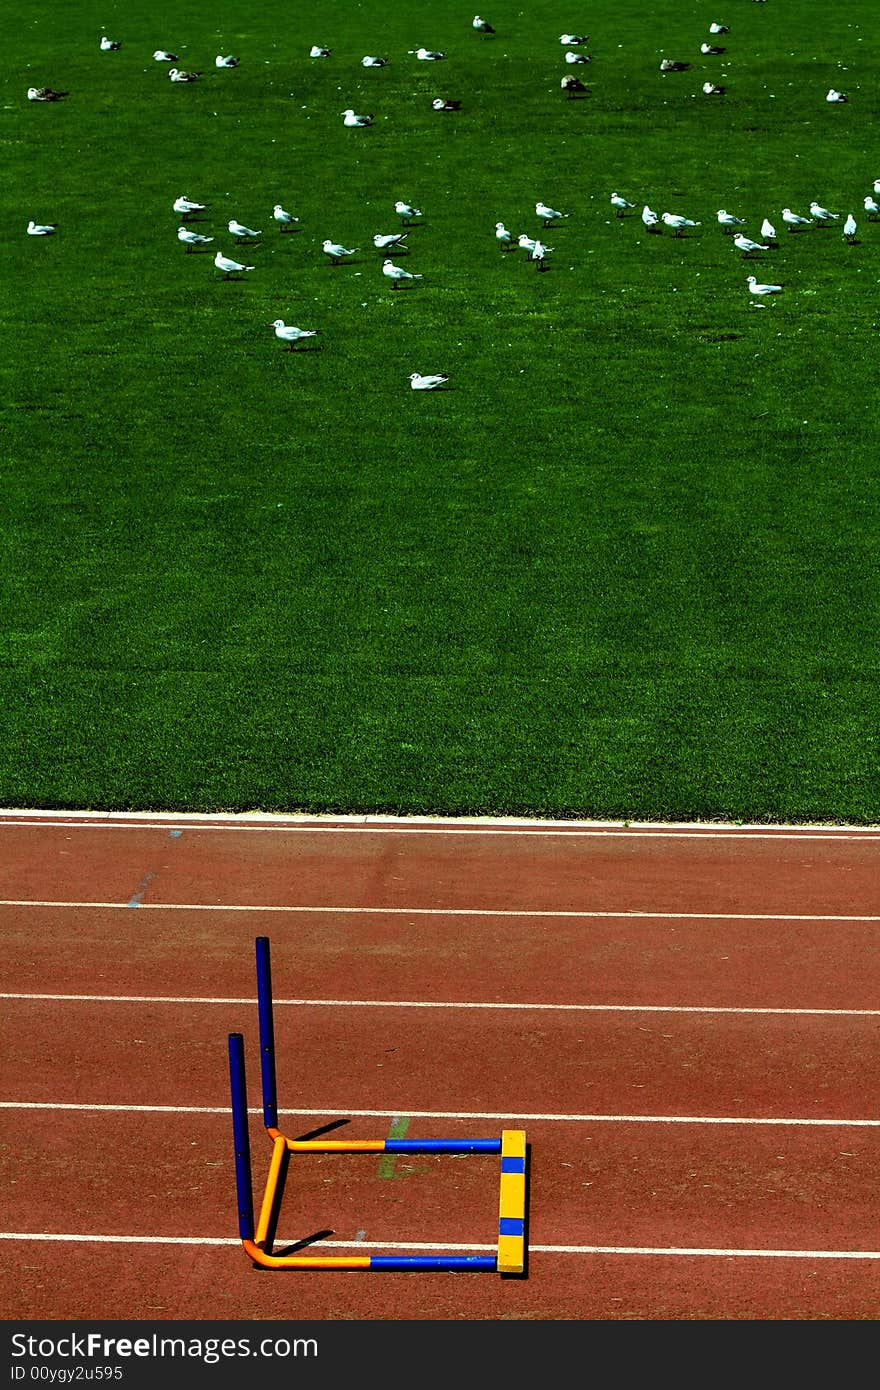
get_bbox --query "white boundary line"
[0,1232,878,1259]
[0,808,877,837]
[2,1102,878,1126]
[2,899,878,921]
[2,992,879,1018]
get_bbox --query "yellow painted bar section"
[254,1134,287,1249]
[244,1240,372,1269]
[284,1139,387,1152]
[496,1129,527,1275]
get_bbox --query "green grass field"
[2,0,879,821]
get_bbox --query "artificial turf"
[2,0,879,821]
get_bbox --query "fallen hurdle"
[227,935,528,1273]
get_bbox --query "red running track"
[2,812,880,1320]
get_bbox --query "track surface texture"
[2,811,880,1321]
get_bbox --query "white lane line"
[3,992,879,1018]
[0,1232,878,1259]
[1,900,878,921]
[2,1102,878,1126]
[0,810,877,838]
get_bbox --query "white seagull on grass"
[709,23,730,34]
[383,259,423,288]
[173,195,206,219]
[809,200,840,224]
[309,45,331,58]
[611,193,635,216]
[560,34,589,45]
[273,205,299,231]
[760,218,777,244]
[536,201,568,226]
[342,108,373,127]
[561,75,588,96]
[662,212,700,236]
[781,207,812,232]
[178,226,213,250]
[495,221,515,250]
[395,200,422,224]
[362,56,389,67]
[373,232,408,252]
[564,51,591,64]
[702,82,725,95]
[169,68,201,82]
[432,98,461,111]
[270,321,318,350]
[410,372,449,390]
[733,233,769,258]
[412,48,446,61]
[153,51,178,62]
[863,196,880,220]
[229,219,262,242]
[473,15,495,34]
[717,209,746,233]
[27,220,56,235]
[529,239,552,270]
[323,239,358,264]
[642,205,661,232]
[215,55,240,68]
[27,86,67,101]
[100,36,122,51]
[826,88,847,103]
[747,275,783,297]
[843,213,858,243]
[214,251,254,277]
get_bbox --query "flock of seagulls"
[22,12,874,388]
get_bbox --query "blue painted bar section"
[384,1139,501,1154]
[498,1217,525,1236]
[227,1032,255,1241]
[370,1256,497,1271]
[255,936,278,1127]
[501,1156,526,1172]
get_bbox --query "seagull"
[228,219,262,242]
[536,201,568,226]
[153,51,178,62]
[564,51,591,64]
[473,15,495,34]
[517,233,539,253]
[529,239,552,270]
[494,221,515,250]
[169,68,201,82]
[27,220,56,235]
[273,204,300,231]
[709,23,730,34]
[809,200,839,224]
[100,36,122,51]
[395,200,422,224]
[873,179,880,197]
[660,60,690,72]
[362,56,389,67]
[863,196,880,220]
[373,232,408,252]
[27,86,68,101]
[214,251,254,277]
[173,195,206,219]
[702,82,725,95]
[410,372,449,390]
[342,108,373,126]
[701,43,725,55]
[560,34,589,45]
[561,75,588,96]
[270,320,319,350]
[842,213,858,242]
[717,209,747,233]
[782,206,813,231]
[642,204,661,232]
[747,275,783,296]
[215,55,240,68]
[611,192,635,216]
[177,226,214,250]
[661,212,700,236]
[383,258,423,287]
[760,218,778,244]
[323,239,358,264]
[826,88,847,103]
[432,98,461,111]
[733,233,769,257]
[309,45,331,58]
[412,48,446,60]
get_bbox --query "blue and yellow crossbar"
[226,937,528,1274]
